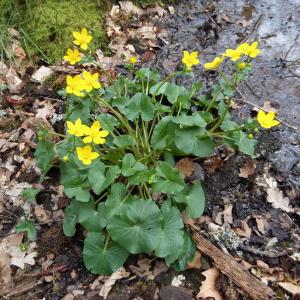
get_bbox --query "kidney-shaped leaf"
[107,199,161,254]
[155,202,184,258]
[83,232,129,275]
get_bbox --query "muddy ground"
[0,0,299,299]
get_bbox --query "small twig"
[239,245,292,258]
[236,87,300,132]
[24,264,68,278]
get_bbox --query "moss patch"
[20,0,111,63]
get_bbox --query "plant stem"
[209,99,231,134]
[49,131,66,138]
[104,234,110,250]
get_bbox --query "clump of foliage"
[35,29,279,275]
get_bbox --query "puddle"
[158,0,300,183]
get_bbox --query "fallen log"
[190,228,276,300]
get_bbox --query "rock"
[31,66,54,84]
[269,144,300,174]
[159,286,193,300]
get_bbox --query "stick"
[0,279,37,297]
[190,229,276,300]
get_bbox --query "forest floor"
[0,1,299,299]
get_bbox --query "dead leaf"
[203,156,223,173]
[34,206,53,223]
[187,251,201,269]
[242,5,254,20]
[215,204,233,225]
[265,176,293,213]
[5,68,23,92]
[31,66,54,84]
[197,268,222,300]
[129,256,154,280]
[239,160,256,178]
[234,220,252,238]
[176,158,195,179]
[119,1,144,16]
[0,253,11,288]
[99,267,130,299]
[278,282,300,295]
[35,101,55,120]
[262,101,278,113]
[254,215,265,234]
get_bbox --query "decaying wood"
[190,228,276,300]
[0,279,37,297]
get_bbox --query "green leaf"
[96,113,120,131]
[83,232,129,275]
[128,169,153,185]
[107,200,161,254]
[150,116,176,150]
[166,231,196,270]
[164,83,187,104]
[103,183,127,221]
[16,220,36,240]
[237,136,257,157]
[21,188,40,203]
[79,203,107,232]
[35,130,55,175]
[172,112,207,127]
[88,161,106,194]
[98,165,121,194]
[220,78,234,97]
[121,154,147,177]
[135,68,160,82]
[155,202,184,258]
[186,182,205,218]
[113,135,136,148]
[63,202,78,237]
[64,187,90,202]
[125,93,155,121]
[152,162,185,194]
[175,127,214,157]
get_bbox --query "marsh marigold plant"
[35,31,279,276]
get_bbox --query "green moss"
[21,0,111,63]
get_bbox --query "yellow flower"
[66,118,88,137]
[204,56,224,70]
[256,110,280,129]
[129,56,137,64]
[237,41,261,58]
[182,51,199,70]
[63,48,81,65]
[82,71,101,92]
[76,145,99,165]
[73,28,92,50]
[83,121,109,144]
[237,62,246,70]
[224,48,242,61]
[66,75,85,97]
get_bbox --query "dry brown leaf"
[0,253,11,288]
[34,206,53,223]
[262,101,278,113]
[31,66,54,83]
[5,68,23,92]
[203,156,223,173]
[176,158,195,179]
[119,1,144,16]
[35,101,55,120]
[197,268,222,300]
[239,160,256,178]
[215,204,233,225]
[187,250,201,269]
[254,215,265,234]
[265,176,293,213]
[99,267,130,299]
[277,282,300,295]
[234,220,252,238]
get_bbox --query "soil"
[0,0,299,299]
